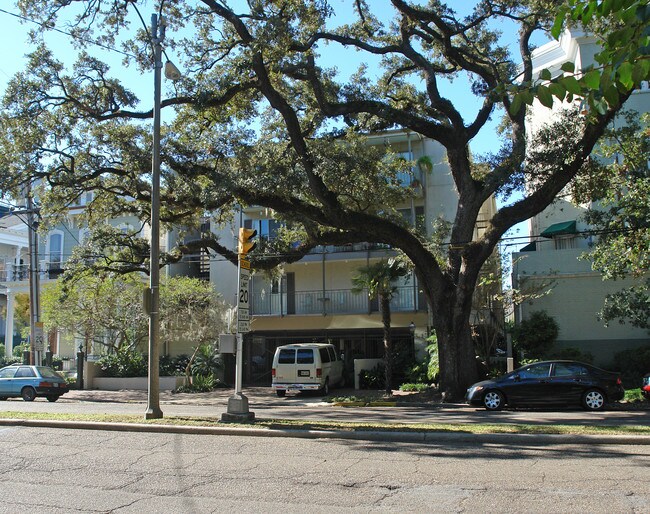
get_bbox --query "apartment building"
[211,129,498,385]
[512,29,649,365]
[0,194,161,360]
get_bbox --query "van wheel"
[321,379,330,396]
[276,390,286,398]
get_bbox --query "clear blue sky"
[0,1,536,246]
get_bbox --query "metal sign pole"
[222,254,254,421]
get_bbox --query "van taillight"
[616,377,622,385]
[272,368,276,377]
[316,368,322,378]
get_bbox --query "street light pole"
[145,13,164,420]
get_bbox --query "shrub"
[160,354,190,376]
[191,344,223,377]
[0,354,21,367]
[175,374,224,393]
[359,363,385,390]
[12,343,29,358]
[399,383,430,392]
[512,310,559,359]
[610,345,650,386]
[97,346,148,377]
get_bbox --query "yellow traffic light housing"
[238,227,257,256]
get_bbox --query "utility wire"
[0,8,139,61]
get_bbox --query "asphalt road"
[0,387,648,428]
[0,426,648,513]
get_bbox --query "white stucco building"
[512,29,649,365]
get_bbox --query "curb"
[1,418,649,446]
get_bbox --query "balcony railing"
[251,285,425,316]
[1,261,64,282]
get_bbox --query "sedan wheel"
[483,390,504,411]
[582,389,606,411]
[21,387,36,402]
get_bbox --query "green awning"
[540,220,576,238]
[519,241,537,251]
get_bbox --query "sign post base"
[221,393,255,422]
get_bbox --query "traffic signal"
[238,227,257,256]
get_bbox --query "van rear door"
[274,348,297,384]
[296,348,316,383]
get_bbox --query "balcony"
[250,285,426,316]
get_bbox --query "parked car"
[272,343,344,397]
[642,373,650,401]
[466,360,624,411]
[0,365,69,402]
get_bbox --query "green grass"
[0,410,648,436]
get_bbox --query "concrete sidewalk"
[1,386,648,445]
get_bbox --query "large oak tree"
[0,1,646,399]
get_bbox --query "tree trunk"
[380,295,392,395]
[433,286,478,402]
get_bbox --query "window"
[297,349,314,364]
[278,349,295,364]
[327,346,338,362]
[518,363,552,379]
[15,367,36,378]
[553,363,588,377]
[0,367,16,378]
[554,235,576,250]
[319,347,331,363]
[48,232,64,266]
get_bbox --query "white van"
[271,343,344,397]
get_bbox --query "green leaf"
[604,84,620,106]
[521,90,535,105]
[537,85,554,108]
[617,61,634,90]
[539,68,552,81]
[582,69,601,89]
[561,61,576,73]
[509,93,523,115]
[560,75,582,94]
[632,60,650,84]
[551,14,565,40]
[549,82,567,100]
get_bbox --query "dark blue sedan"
[466,360,624,411]
[0,365,69,402]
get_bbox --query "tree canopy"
[1,0,645,399]
[580,112,650,331]
[41,274,227,353]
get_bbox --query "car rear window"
[278,349,296,364]
[554,363,588,377]
[37,367,62,379]
[297,349,314,364]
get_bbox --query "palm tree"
[352,258,408,394]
